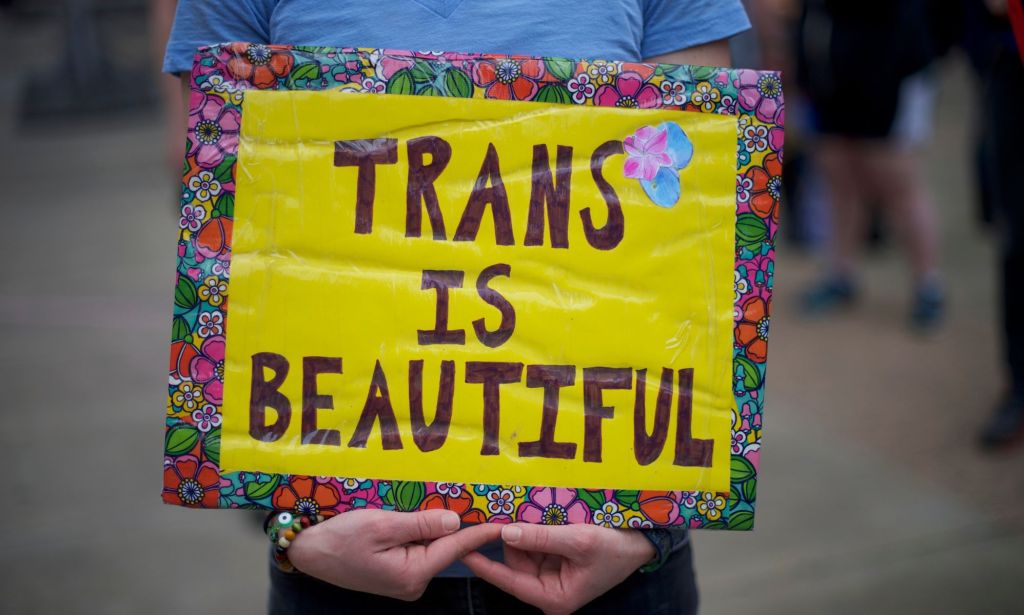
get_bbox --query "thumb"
[383,509,462,545]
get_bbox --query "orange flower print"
[163,455,220,507]
[420,490,486,524]
[736,296,770,362]
[272,477,340,516]
[472,58,545,101]
[637,491,681,525]
[225,43,294,89]
[745,153,782,223]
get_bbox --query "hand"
[462,523,656,615]
[288,509,502,601]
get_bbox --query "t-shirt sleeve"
[162,0,277,74]
[640,0,751,59]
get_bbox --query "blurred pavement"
[1,15,1023,615]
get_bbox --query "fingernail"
[502,525,522,543]
[442,512,461,532]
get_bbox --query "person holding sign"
[163,1,751,613]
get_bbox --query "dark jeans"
[268,542,698,614]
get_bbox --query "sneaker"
[801,277,856,316]
[910,284,944,332]
[979,394,1024,450]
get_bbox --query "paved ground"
[1,16,1022,614]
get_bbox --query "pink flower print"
[189,334,225,405]
[737,174,754,204]
[361,78,385,94]
[732,430,747,454]
[567,73,595,104]
[179,205,206,232]
[517,488,591,525]
[718,95,737,116]
[594,72,662,109]
[436,482,464,498]
[188,94,240,169]
[375,55,415,80]
[736,70,784,124]
[192,404,222,432]
[623,125,672,181]
[768,107,785,152]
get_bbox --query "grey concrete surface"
[1,16,1022,615]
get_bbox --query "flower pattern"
[196,310,224,338]
[198,276,227,307]
[745,153,783,223]
[192,404,222,432]
[661,80,686,105]
[691,81,721,112]
[593,502,624,527]
[188,334,225,405]
[224,42,294,89]
[163,455,220,507]
[734,269,751,302]
[188,94,239,169]
[165,45,780,531]
[586,60,618,85]
[736,70,784,125]
[567,73,596,104]
[422,490,486,523]
[487,488,516,515]
[742,124,769,153]
[272,476,340,516]
[735,296,770,362]
[472,58,545,101]
[696,492,726,521]
[172,381,204,412]
[517,488,591,525]
[187,171,222,202]
[623,125,672,181]
[178,205,206,232]
[594,72,662,109]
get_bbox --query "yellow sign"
[220,91,737,492]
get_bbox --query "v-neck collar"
[411,0,465,19]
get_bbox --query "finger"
[539,553,562,575]
[419,522,504,577]
[500,523,592,559]
[379,509,463,546]
[503,543,541,576]
[462,551,550,606]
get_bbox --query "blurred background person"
[151,0,185,177]
[796,0,946,331]
[963,0,1024,448]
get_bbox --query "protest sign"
[164,45,783,530]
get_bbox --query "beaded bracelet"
[266,511,325,572]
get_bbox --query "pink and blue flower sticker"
[623,122,693,207]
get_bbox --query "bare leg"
[857,141,941,285]
[800,137,865,314]
[816,137,865,279]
